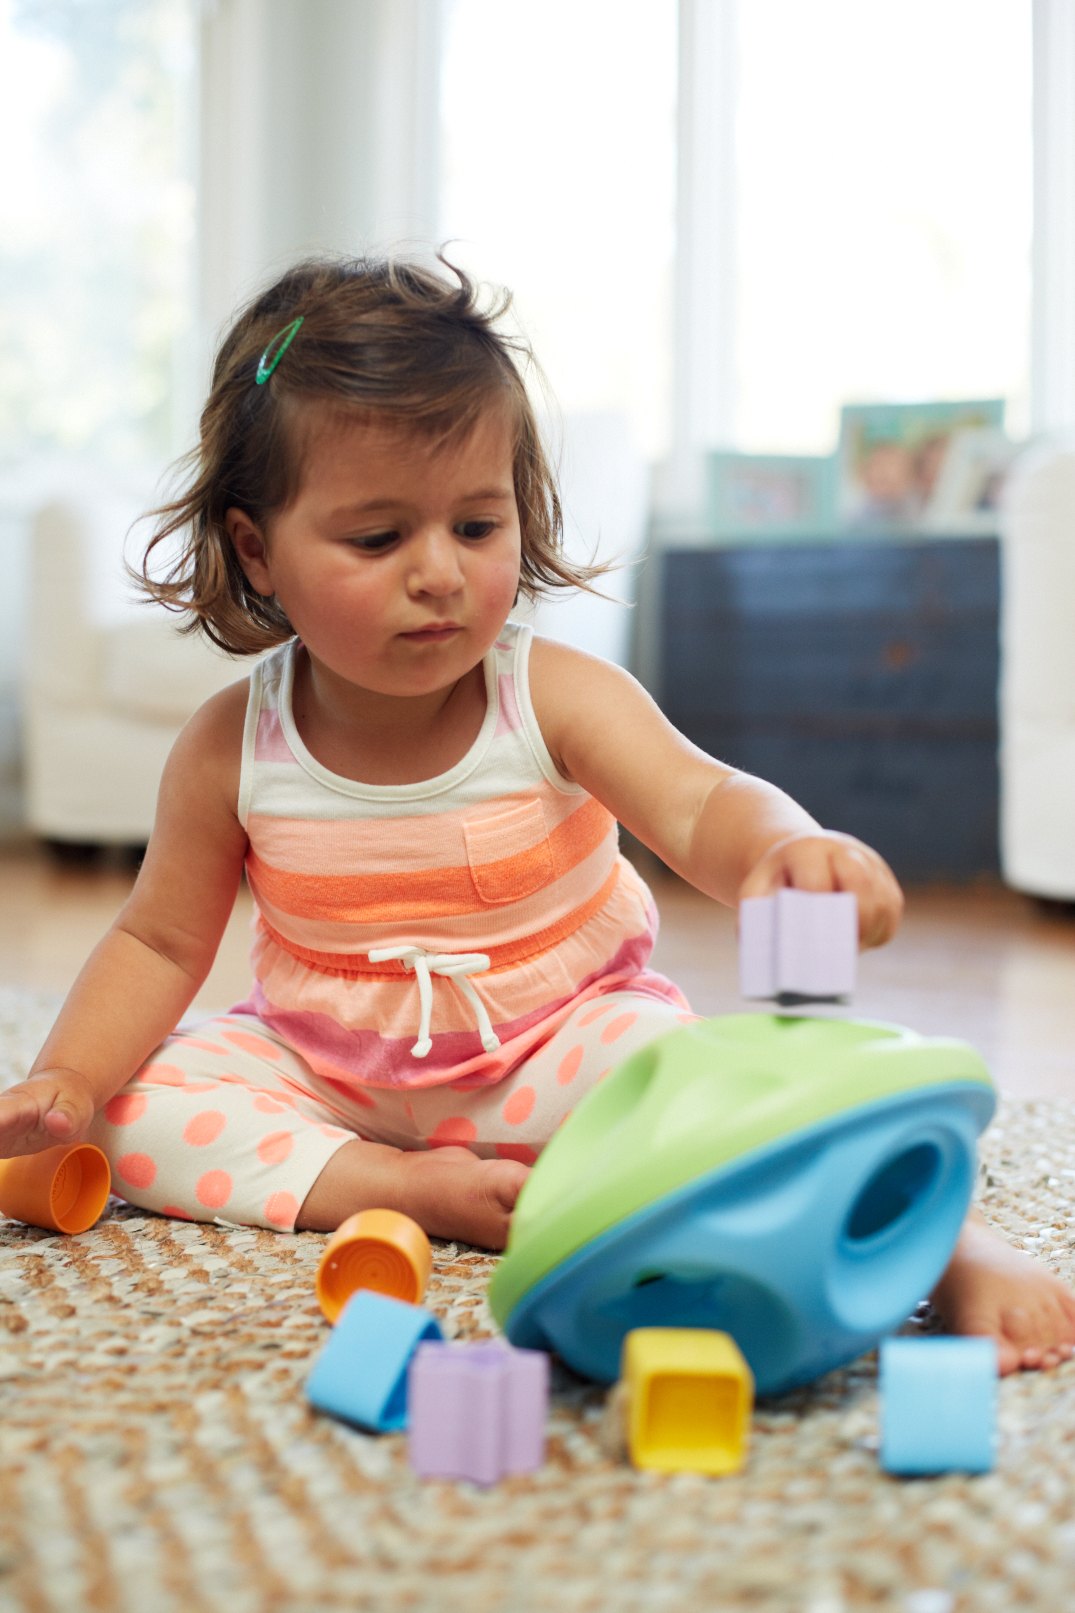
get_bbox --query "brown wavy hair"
[136,252,611,655]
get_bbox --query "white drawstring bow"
[367,944,501,1059]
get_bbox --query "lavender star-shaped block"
[407,1340,549,1485]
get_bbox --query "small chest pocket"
[463,798,555,905]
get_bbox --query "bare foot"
[929,1210,1075,1374]
[297,1139,530,1250]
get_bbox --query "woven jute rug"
[2,986,1074,1613]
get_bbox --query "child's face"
[228,403,522,702]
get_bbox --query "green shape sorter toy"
[488,1014,995,1395]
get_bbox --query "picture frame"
[837,399,1006,532]
[705,451,837,541]
[921,426,1019,533]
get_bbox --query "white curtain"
[196,0,442,382]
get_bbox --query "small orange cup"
[316,1207,432,1322]
[0,1142,111,1234]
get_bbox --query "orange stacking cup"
[0,1142,111,1234]
[316,1208,433,1322]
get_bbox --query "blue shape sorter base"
[307,1289,443,1431]
[502,1083,992,1396]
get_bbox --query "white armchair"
[22,475,244,847]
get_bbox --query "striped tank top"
[234,621,682,1093]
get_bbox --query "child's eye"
[350,532,399,552]
[456,520,496,540]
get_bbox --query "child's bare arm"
[530,640,903,947]
[0,683,250,1157]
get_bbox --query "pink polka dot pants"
[88,994,695,1232]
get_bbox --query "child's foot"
[297,1139,529,1250]
[929,1210,1075,1374]
[395,1146,529,1249]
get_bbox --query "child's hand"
[738,831,903,949]
[0,1070,97,1158]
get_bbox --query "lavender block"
[739,889,858,1002]
[407,1340,549,1485]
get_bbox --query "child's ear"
[226,509,273,596]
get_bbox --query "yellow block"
[622,1328,754,1476]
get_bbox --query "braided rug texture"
[2,987,1075,1613]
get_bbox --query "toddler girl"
[4,255,1073,1373]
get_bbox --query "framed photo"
[837,399,1005,532]
[705,451,837,541]
[921,426,1018,533]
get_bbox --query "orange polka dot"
[160,1205,194,1220]
[253,1096,290,1114]
[117,1153,157,1190]
[221,1030,284,1060]
[177,1039,231,1056]
[142,1063,187,1087]
[104,1092,147,1126]
[556,1045,584,1086]
[264,1191,299,1229]
[184,1110,227,1147]
[428,1116,478,1147]
[576,1002,615,1028]
[496,1142,539,1165]
[257,1131,294,1166]
[600,1011,639,1045]
[319,1125,350,1139]
[502,1085,536,1126]
[195,1170,233,1210]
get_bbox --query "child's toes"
[1003,1295,1075,1371]
[995,1303,1043,1372]
[995,1336,1025,1376]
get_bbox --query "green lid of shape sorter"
[488,1013,994,1330]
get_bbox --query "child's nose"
[410,530,465,595]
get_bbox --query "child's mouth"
[402,624,461,643]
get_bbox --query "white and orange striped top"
[232,622,682,1094]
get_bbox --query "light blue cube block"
[880,1336,998,1474]
[306,1289,443,1432]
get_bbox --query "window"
[729,0,1033,453]
[0,0,197,469]
[438,0,678,459]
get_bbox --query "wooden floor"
[1,842,1072,1100]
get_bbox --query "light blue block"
[880,1336,998,1474]
[306,1289,443,1432]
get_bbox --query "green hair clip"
[255,316,304,385]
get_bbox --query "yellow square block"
[623,1328,754,1475]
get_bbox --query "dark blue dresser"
[659,537,1000,881]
